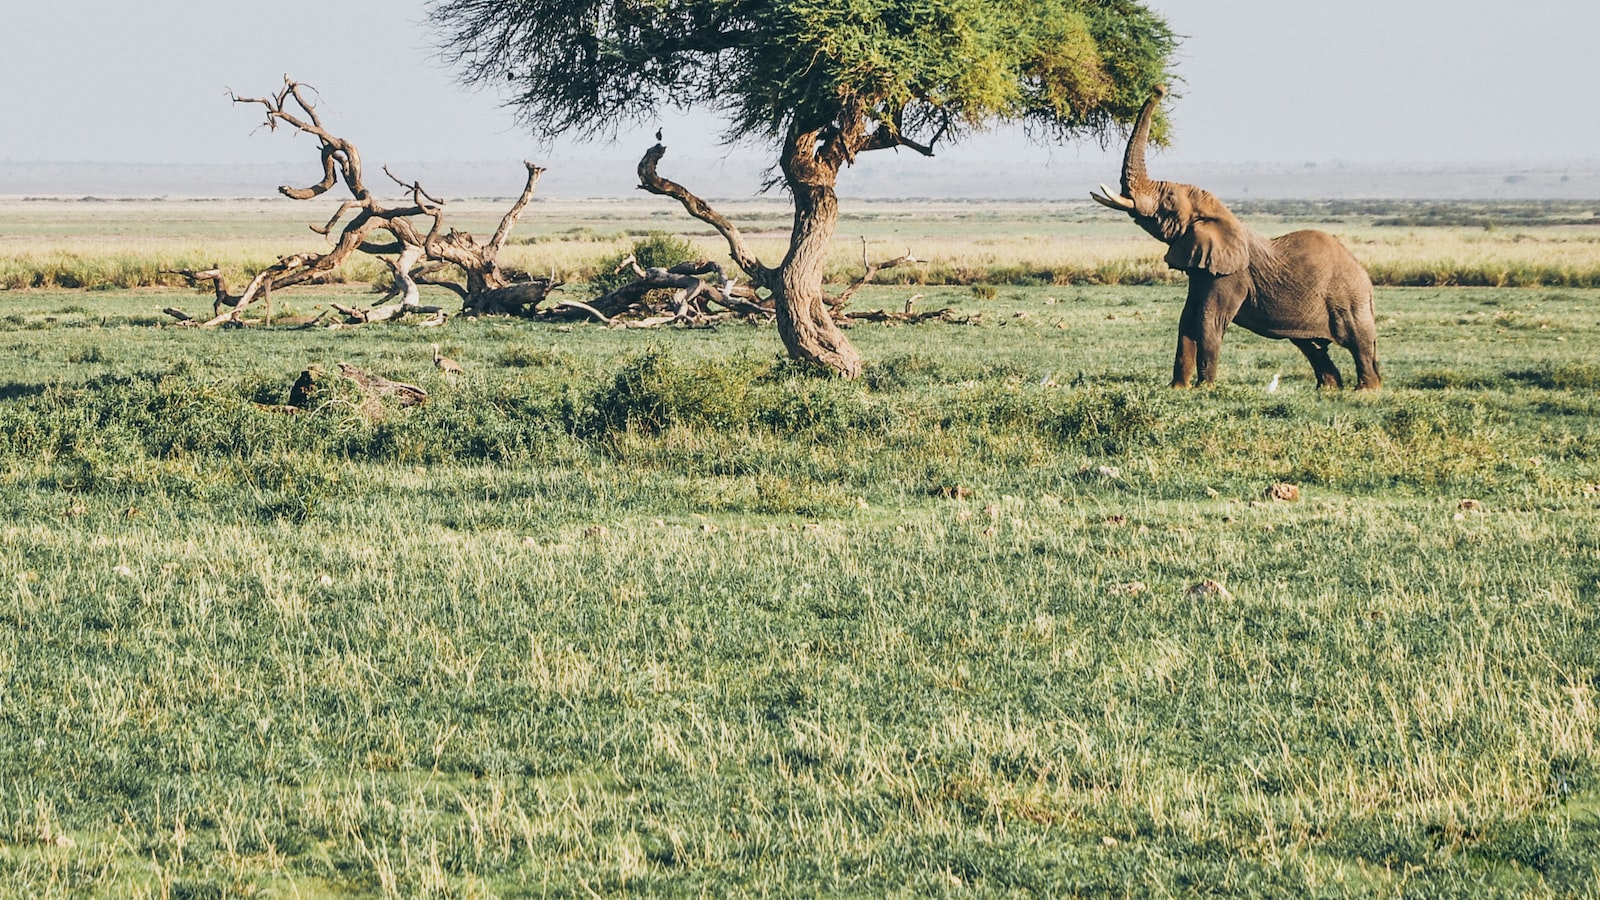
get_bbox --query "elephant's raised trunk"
[1120,84,1166,197]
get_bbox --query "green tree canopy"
[433,0,1172,146]
[430,0,1176,376]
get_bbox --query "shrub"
[1041,388,1160,456]
[589,232,701,296]
[864,353,946,391]
[576,348,750,437]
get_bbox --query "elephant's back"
[1265,229,1373,299]
[1272,230,1370,278]
[1238,230,1374,339]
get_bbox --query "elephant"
[1090,86,1381,390]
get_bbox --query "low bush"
[587,232,702,296]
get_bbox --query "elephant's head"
[1091,86,1251,276]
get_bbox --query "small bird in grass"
[432,343,464,376]
[1266,373,1281,394]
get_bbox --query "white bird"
[432,344,464,376]
[1266,373,1281,393]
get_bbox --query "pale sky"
[1,1,1596,169]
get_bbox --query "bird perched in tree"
[432,344,464,376]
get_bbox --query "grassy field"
[1,201,1599,896]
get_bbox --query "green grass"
[0,282,1598,896]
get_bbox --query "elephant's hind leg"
[1346,326,1382,391]
[1291,338,1344,389]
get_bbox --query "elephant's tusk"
[1090,184,1135,211]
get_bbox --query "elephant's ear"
[1165,197,1250,275]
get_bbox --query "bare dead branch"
[637,144,770,285]
[831,237,922,310]
[175,79,556,330]
[612,254,647,279]
[551,299,614,325]
[487,162,546,254]
[860,106,951,157]
[312,200,366,237]
[577,254,772,328]
[162,266,240,316]
[384,165,447,209]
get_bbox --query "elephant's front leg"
[1174,275,1244,387]
[1171,331,1198,387]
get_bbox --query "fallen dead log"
[286,362,428,412]
[841,306,971,324]
[569,255,772,326]
[335,363,428,407]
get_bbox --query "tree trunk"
[776,138,862,379]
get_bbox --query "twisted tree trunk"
[776,163,861,378]
[637,138,863,377]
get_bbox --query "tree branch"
[171,77,559,327]
[487,161,546,254]
[636,144,770,286]
[232,79,370,201]
[831,237,922,310]
[860,105,949,157]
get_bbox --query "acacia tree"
[429,0,1175,377]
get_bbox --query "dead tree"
[561,255,774,326]
[163,78,557,327]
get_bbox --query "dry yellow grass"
[3,197,1598,290]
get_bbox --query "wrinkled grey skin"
[1091,87,1381,390]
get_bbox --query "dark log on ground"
[469,280,556,317]
[841,306,970,324]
